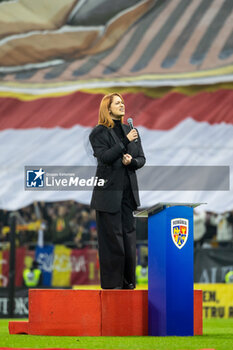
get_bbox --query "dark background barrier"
[194,248,233,283]
[0,288,28,318]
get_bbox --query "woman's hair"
[98,93,124,128]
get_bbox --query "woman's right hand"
[122,154,132,165]
[127,129,138,142]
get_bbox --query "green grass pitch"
[0,318,233,350]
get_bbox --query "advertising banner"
[35,245,54,286]
[86,249,100,285]
[0,247,27,287]
[0,245,100,287]
[52,245,72,287]
[70,248,89,285]
[0,288,28,318]
[195,283,233,319]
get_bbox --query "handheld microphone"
[127,117,138,142]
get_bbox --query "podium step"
[29,289,101,336]
[194,289,203,335]
[8,321,28,335]
[9,289,202,336]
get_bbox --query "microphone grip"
[127,118,138,143]
[128,121,133,130]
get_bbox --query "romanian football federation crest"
[171,218,189,249]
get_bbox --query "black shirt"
[113,119,130,148]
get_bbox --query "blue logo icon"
[26,168,45,188]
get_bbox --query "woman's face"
[109,95,125,119]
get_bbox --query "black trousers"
[96,184,136,289]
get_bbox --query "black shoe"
[123,283,135,290]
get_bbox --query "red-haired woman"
[89,93,145,289]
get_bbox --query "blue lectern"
[136,202,202,336]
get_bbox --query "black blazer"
[89,123,146,213]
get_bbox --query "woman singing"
[89,93,145,289]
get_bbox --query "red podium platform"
[9,289,202,336]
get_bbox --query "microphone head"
[127,118,133,126]
[127,117,138,142]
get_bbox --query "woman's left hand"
[122,153,132,165]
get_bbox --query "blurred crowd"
[194,210,233,248]
[1,202,233,249]
[0,201,98,249]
